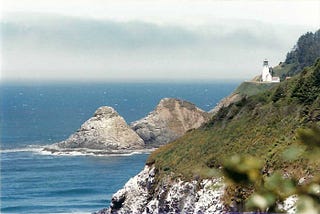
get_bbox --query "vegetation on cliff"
[147,58,320,211]
[223,126,320,212]
[148,58,320,174]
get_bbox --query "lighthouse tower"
[262,59,272,82]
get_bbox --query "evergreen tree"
[285,29,320,76]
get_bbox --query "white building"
[261,59,280,83]
[262,59,272,82]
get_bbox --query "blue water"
[0,81,239,213]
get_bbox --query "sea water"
[0,81,239,213]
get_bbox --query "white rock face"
[278,195,298,214]
[96,166,225,214]
[51,106,144,150]
[131,98,210,146]
[96,166,303,214]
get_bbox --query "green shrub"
[223,126,320,213]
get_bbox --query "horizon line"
[0,78,245,85]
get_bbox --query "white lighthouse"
[262,59,272,82]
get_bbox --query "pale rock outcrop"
[131,98,211,146]
[209,93,242,115]
[48,106,144,151]
[95,166,225,214]
[95,166,300,214]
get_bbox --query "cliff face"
[52,106,144,150]
[96,165,297,214]
[95,166,225,214]
[131,98,210,146]
[96,166,300,214]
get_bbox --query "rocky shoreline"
[94,166,296,214]
[94,166,226,214]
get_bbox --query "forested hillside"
[274,29,320,79]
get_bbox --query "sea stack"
[131,98,210,147]
[52,106,144,150]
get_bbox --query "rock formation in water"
[50,106,144,151]
[45,98,211,153]
[95,166,225,214]
[131,98,211,146]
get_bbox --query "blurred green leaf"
[246,192,276,211]
[264,172,283,191]
[281,179,297,197]
[282,145,305,161]
[308,183,320,195]
[264,172,296,197]
[297,126,320,148]
[223,155,263,184]
[296,195,320,214]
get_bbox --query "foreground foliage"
[223,126,320,213]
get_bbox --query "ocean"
[0,81,239,213]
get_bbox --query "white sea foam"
[0,145,44,153]
[38,148,155,157]
[1,145,155,157]
[49,212,91,214]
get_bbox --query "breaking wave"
[0,145,44,153]
[0,145,154,157]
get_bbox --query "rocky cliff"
[47,106,144,151]
[131,98,210,146]
[95,166,225,214]
[95,165,296,214]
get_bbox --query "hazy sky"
[1,0,319,81]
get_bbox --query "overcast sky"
[1,0,319,81]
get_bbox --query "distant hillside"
[274,29,320,79]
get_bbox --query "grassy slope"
[273,63,297,80]
[147,59,320,181]
[234,81,277,97]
